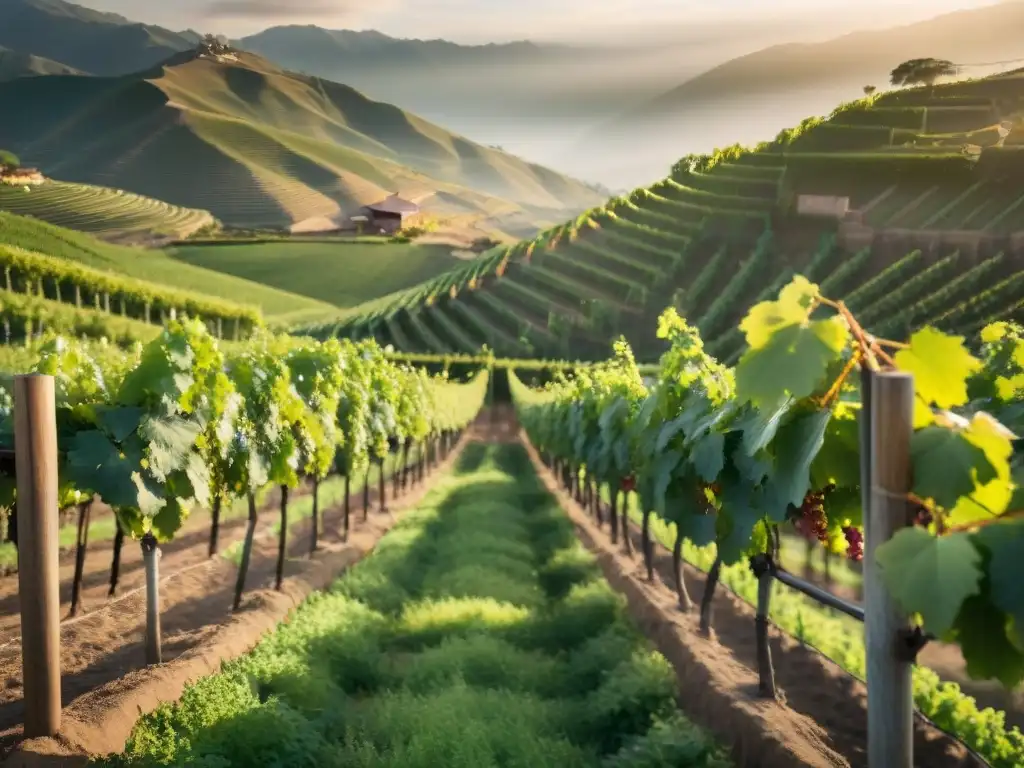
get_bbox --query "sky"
[80,0,1009,43]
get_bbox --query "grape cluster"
[911,502,933,528]
[794,491,829,543]
[842,526,863,562]
[620,475,636,492]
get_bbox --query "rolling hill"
[0,178,214,242]
[582,0,1024,188]
[0,44,81,79]
[0,48,604,231]
[0,211,340,327]
[300,70,1024,361]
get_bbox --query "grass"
[92,443,731,768]
[167,241,462,312]
[0,180,214,239]
[0,212,338,325]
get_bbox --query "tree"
[889,58,958,88]
[0,150,19,169]
[863,85,876,96]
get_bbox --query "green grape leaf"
[717,476,764,564]
[810,405,861,490]
[731,441,771,485]
[739,275,818,348]
[661,480,702,526]
[167,453,212,510]
[132,472,166,517]
[954,594,1024,688]
[769,409,832,510]
[677,511,718,548]
[66,430,142,509]
[141,416,203,483]
[911,426,995,510]
[738,398,793,456]
[735,319,848,407]
[893,327,981,409]
[690,432,725,483]
[947,413,1015,526]
[652,449,683,512]
[95,406,144,443]
[151,497,188,541]
[115,507,146,538]
[656,414,688,452]
[875,528,983,636]
[974,522,1024,627]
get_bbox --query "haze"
[76,0,1024,189]
[82,0,1002,42]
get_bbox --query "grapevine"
[0,327,488,665]
[512,274,1024,698]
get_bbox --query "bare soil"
[518,427,985,768]
[0,431,470,763]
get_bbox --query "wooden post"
[862,370,914,768]
[13,374,61,737]
[141,533,162,665]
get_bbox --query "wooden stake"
[14,374,61,737]
[141,533,162,665]
[863,370,914,768]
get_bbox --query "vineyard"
[0,324,487,756]
[308,72,1024,362]
[509,281,1024,767]
[0,180,215,241]
[0,212,344,331]
[2,39,1024,768]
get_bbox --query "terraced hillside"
[0,179,214,241]
[0,50,603,232]
[308,71,1024,361]
[0,212,340,327]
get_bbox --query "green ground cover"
[168,241,464,312]
[620,500,1024,767]
[95,442,730,768]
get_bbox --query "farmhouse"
[0,165,44,186]
[361,194,419,234]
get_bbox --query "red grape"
[794,491,829,543]
[842,526,863,562]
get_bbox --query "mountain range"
[577,0,1024,186]
[0,44,81,79]
[0,45,603,232]
[1,0,1024,193]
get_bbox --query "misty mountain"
[580,0,1024,188]
[0,0,193,75]
[0,44,82,80]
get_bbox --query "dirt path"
[511,414,985,768]
[0,437,466,755]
